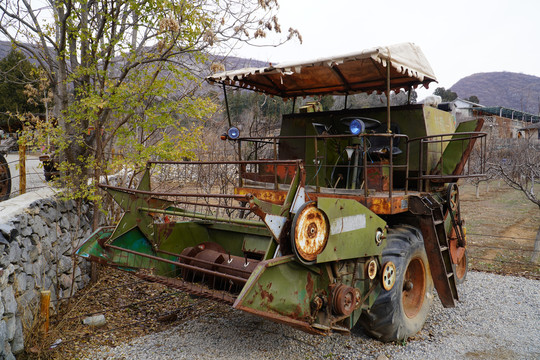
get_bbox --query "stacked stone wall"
[0,197,92,359]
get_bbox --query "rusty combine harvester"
[77,43,486,341]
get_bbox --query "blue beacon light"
[227,126,240,139]
[349,119,365,135]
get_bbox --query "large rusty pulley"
[331,284,361,316]
[291,201,329,264]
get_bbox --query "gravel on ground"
[82,271,540,360]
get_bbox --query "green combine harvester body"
[77,43,486,340]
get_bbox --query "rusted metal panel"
[135,271,237,305]
[409,196,457,307]
[235,187,288,205]
[236,186,410,215]
[206,43,437,98]
[242,163,297,184]
[316,198,386,263]
[365,163,389,191]
[417,216,456,307]
[234,256,329,332]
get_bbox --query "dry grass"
[460,181,540,278]
[21,267,221,359]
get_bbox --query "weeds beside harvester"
[77,43,486,342]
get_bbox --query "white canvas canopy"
[207,42,437,98]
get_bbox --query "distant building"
[517,122,540,141]
[433,98,540,142]
[473,106,540,142]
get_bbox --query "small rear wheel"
[358,225,433,342]
[453,249,468,285]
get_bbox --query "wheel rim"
[455,251,467,280]
[402,257,426,319]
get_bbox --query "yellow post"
[19,145,26,195]
[40,290,50,333]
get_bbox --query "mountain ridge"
[450,71,540,114]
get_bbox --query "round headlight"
[349,119,365,135]
[291,202,329,264]
[227,126,240,139]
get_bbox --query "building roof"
[518,122,540,130]
[474,107,540,123]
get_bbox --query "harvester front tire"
[359,225,433,342]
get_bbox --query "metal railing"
[407,132,487,192]
[232,132,409,198]
[0,146,52,201]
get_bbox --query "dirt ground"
[22,181,539,359]
[22,268,217,360]
[459,181,540,278]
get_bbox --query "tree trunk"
[475,183,480,199]
[532,225,540,264]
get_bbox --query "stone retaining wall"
[0,195,93,359]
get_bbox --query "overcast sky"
[233,0,540,100]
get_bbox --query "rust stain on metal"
[366,164,390,191]
[332,284,356,316]
[237,186,408,215]
[135,271,237,304]
[448,228,466,264]
[236,187,288,205]
[236,305,325,335]
[242,164,297,183]
[294,204,329,261]
[306,272,314,298]
[248,201,266,219]
[260,289,274,303]
[155,222,175,244]
[258,282,275,303]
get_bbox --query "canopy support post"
[223,83,232,127]
[386,60,391,133]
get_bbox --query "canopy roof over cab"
[207,42,437,99]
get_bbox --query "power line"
[467,232,537,241]
[468,243,535,252]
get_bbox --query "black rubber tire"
[0,154,11,201]
[358,225,434,342]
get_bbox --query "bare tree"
[0,0,300,223]
[0,0,299,164]
[468,117,498,198]
[491,133,540,263]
